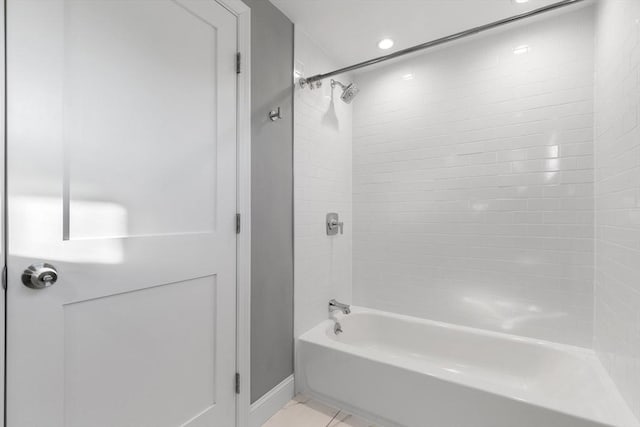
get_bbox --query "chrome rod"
[302,0,586,85]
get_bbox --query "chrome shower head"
[331,79,360,104]
[341,83,360,104]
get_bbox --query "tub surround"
[352,7,595,347]
[294,28,353,339]
[594,0,640,420]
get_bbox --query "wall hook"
[268,107,282,122]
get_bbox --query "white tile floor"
[262,395,379,427]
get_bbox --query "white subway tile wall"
[594,0,640,419]
[352,8,595,347]
[294,29,353,338]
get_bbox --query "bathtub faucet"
[329,299,351,315]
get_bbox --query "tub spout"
[329,299,351,315]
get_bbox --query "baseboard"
[249,375,295,427]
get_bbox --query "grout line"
[325,410,341,427]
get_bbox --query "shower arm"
[330,79,346,90]
[299,0,586,88]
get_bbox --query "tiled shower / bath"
[273,0,640,426]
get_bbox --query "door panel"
[63,0,219,239]
[7,1,238,426]
[64,277,217,426]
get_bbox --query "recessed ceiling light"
[513,44,530,55]
[402,73,414,80]
[378,38,394,50]
[513,0,529,3]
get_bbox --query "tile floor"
[262,395,379,427]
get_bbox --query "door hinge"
[236,52,241,74]
[235,372,240,394]
[236,213,241,234]
[2,265,6,290]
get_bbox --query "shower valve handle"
[326,213,343,235]
[330,219,343,234]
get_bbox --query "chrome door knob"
[22,263,59,289]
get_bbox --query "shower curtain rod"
[299,0,586,87]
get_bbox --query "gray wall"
[244,0,294,404]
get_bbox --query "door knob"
[22,263,59,289]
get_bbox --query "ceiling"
[269,0,579,68]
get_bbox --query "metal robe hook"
[268,107,282,122]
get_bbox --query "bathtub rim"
[306,306,593,353]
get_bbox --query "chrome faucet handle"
[326,213,344,235]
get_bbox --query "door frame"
[218,0,252,426]
[0,0,251,426]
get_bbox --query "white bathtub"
[297,307,638,427]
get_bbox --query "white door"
[7,1,238,426]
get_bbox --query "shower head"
[331,79,360,104]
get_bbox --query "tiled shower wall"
[594,0,640,419]
[294,29,353,338]
[352,7,595,347]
